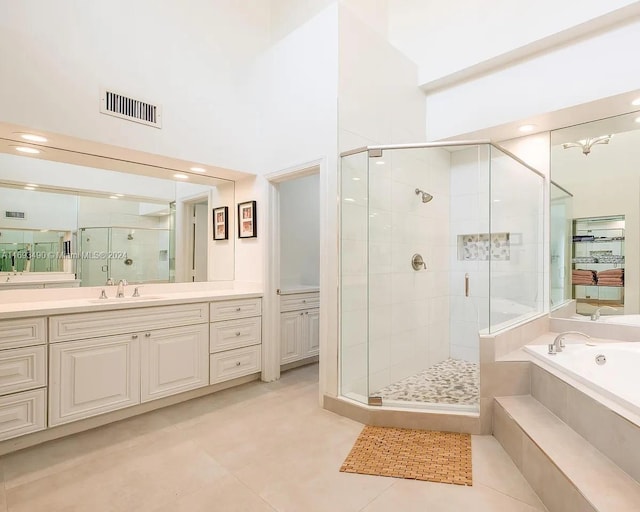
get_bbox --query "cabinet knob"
[132,334,138,339]
[235,331,241,336]
[235,361,241,366]
[305,312,308,315]
[145,332,151,337]
[236,307,241,312]
[300,312,304,316]
[302,299,306,303]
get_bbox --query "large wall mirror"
[550,110,640,322]
[0,135,235,289]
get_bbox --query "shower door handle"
[465,273,470,297]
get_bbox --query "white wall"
[424,18,640,141]
[0,0,270,171]
[279,174,320,287]
[388,0,639,86]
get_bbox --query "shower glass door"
[77,228,110,286]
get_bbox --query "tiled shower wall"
[449,147,491,363]
[340,148,452,398]
[365,147,451,393]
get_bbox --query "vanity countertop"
[0,288,263,320]
[279,286,319,295]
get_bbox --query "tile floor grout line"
[474,482,547,511]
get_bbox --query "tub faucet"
[548,331,590,355]
[116,279,128,298]
[590,306,617,321]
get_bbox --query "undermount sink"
[87,295,166,304]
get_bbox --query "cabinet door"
[280,311,303,364]
[304,308,320,357]
[49,334,140,426]
[141,324,209,403]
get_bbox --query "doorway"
[264,163,321,384]
[186,200,209,282]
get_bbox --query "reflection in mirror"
[0,148,235,289]
[550,110,640,323]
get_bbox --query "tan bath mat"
[340,426,472,486]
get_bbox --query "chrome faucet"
[116,279,128,298]
[548,331,590,354]
[106,277,115,286]
[590,306,617,321]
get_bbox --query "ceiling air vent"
[5,211,26,220]
[100,89,162,128]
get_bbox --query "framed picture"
[238,200,257,238]
[213,206,228,240]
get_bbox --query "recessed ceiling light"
[632,98,640,106]
[24,186,36,191]
[109,195,119,199]
[375,161,385,165]
[18,133,48,143]
[519,124,536,133]
[190,167,206,173]
[173,173,189,180]
[344,197,355,202]
[15,146,41,154]
[493,199,501,203]
[635,116,640,123]
[25,183,38,188]
[114,193,124,197]
[352,177,361,181]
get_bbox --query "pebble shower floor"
[373,358,479,406]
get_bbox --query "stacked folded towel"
[572,269,597,286]
[596,268,624,287]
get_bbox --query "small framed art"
[213,206,228,240]
[238,200,257,238]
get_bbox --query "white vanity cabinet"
[280,292,319,365]
[48,302,210,426]
[0,317,47,441]
[209,298,262,384]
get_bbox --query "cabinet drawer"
[0,388,46,441]
[49,302,209,343]
[0,346,46,396]
[280,293,319,312]
[0,317,46,350]
[210,345,261,384]
[210,298,261,321]
[210,317,261,353]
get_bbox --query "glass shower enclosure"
[339,142,545,412]
[77,227,171,286]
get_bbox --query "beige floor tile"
[150,474,277,512]
[0,364,546,512]
[2,408,177,490]
[6,438,228,512]
[472,435,546,510]
[362,479,546,512]
[0,460,6,512]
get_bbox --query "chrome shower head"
[415,188,433,203]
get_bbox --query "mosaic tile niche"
[457,232,511,261]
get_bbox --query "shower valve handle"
[411,254,426,271]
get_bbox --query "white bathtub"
[524,342,640,417]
